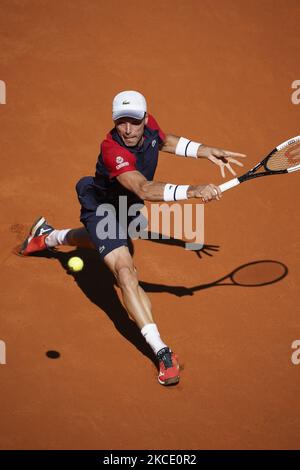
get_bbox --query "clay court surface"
[1,0,300,450]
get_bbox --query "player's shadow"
[29,242,288,364]
[139,230,220,259]
[35,246,156,365]
[28,236,220,364]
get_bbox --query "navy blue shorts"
[76,176,143,260]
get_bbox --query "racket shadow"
[192,260,288,292]
[139,260,289,296]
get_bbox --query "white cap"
[112,90,147,121]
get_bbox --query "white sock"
[141,323,168,355]
[45,229,71,248]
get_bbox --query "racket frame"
[219,135,300,192]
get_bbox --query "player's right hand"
[190,184,222,202]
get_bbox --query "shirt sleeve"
[146,114,166,143]
[101,138,137,178]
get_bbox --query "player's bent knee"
[75,176,93,195]
[115,265,138,291]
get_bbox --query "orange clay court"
[0,0,300,450]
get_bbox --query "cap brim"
[113,109,145,121]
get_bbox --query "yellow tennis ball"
[67,256,84,272]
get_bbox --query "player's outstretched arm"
[160,133,246,178]
[116,170,222,203]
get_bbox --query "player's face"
[114,114,148,147]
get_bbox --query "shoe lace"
[158,348,173,369]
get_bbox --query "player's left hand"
[198,146,247,178]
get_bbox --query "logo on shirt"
[115,155,129,170]
[152,140,156,147]
[116,162,129,170]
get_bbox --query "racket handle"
[219,177,240,193]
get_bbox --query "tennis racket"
[219,136,300,193]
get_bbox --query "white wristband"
[175,137,202,158]
[163,184,189,201]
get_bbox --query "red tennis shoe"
[19,216,54,256]
[157,347,180,386]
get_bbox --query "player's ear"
[144,113,148,125]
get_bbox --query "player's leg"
[77,197,180,385]
[48,227,95,249]
[103,245,153,328]
[103,245,180,386]
[19,217,95,255]
[19,176,100,255]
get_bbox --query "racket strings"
[266,141,300,171]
